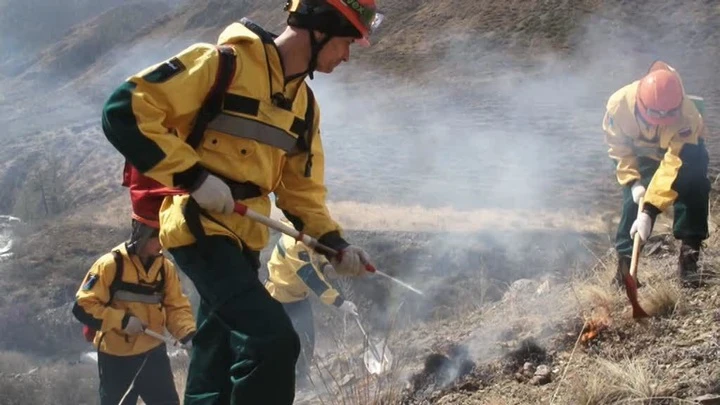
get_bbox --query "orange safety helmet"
[285,0,384,47]
[636,64,684,126]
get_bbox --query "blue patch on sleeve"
[298,251,311,262]
[82,274,99,291]
[678,128,692,137]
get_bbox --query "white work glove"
[331,245,372,277]
[322,263,339,280]
[123,316,145,335]
[338,300,358,317]
[631,182,646,204]
[630,212,653,242]
[190,174,234,214]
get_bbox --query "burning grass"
[408,343,476,395]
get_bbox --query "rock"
[693,394,720,405]
[523,362,535,377]
[535,365,551,378]
[530,365,551,385]
[530,375,551,386]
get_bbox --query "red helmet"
[636,66,684,126]
[286,0,384,47]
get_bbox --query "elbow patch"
[297,264,330,297]
[102,81,167,173]
[71,302,103,330]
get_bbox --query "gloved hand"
[331,245,372,277]
[631,181,646,204]
[338,300,358,317]
[630,212,653,242]
[122,315,145,335]
[322,263,339,280]
[190,174,234,214]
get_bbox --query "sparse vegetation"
[568,357,670,405]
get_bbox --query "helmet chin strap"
[287,30,333,81]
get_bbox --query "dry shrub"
[641,278,682,318]
[0,350,98,405]
[568,357,669,404]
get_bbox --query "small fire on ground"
[580,313,612,344]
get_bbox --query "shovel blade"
[362,337,393,375]
[623,273,649,319]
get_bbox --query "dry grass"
[295,301,412,405]
[0,350,98,405]
[641,278,683,318]
[568,357,676,405]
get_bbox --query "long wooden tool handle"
[629,197,644,281]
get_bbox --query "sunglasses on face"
[638,97,682,118]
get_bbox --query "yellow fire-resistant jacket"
[102,19,349,253]
[72,243,196,356]
[602,80,706,213]
[265,233,345,307]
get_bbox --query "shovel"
[624,198,649,319]
[354,315,393,375]
[233,202,424,296]
[143,327,191,350]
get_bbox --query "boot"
[613,255,631,288]
[613,255,643,288]
[679,239,703,288]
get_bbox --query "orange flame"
[580,315,611,344]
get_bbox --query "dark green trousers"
[615,141,710,256]
[169,236,300,405]
[98,344,179,405]
[282,299,315,384]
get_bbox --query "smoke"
[304,0,720,383]
[0,1,718,393]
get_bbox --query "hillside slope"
[0,1,719,403]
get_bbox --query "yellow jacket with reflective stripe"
[102,20,348,253]
[602,80,706,212]
[265,233,344,307]
[73,243,196,357]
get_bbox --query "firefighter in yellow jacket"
[72,218,196,405]
[603,60,710,287]
[265,221,360,386]
[101,1,384,403]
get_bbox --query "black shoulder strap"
[239,17,277,44]
[108,250,124,304]
[156,261,166,293]
[186,45,238,149]
[302,86,316,177]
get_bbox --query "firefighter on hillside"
[603,60,710,288]
[100,0,385,403]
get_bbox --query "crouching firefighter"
[71,215,196,405]
[100,0,384,403]
[265,219,361,387]
[603,60,711,288]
